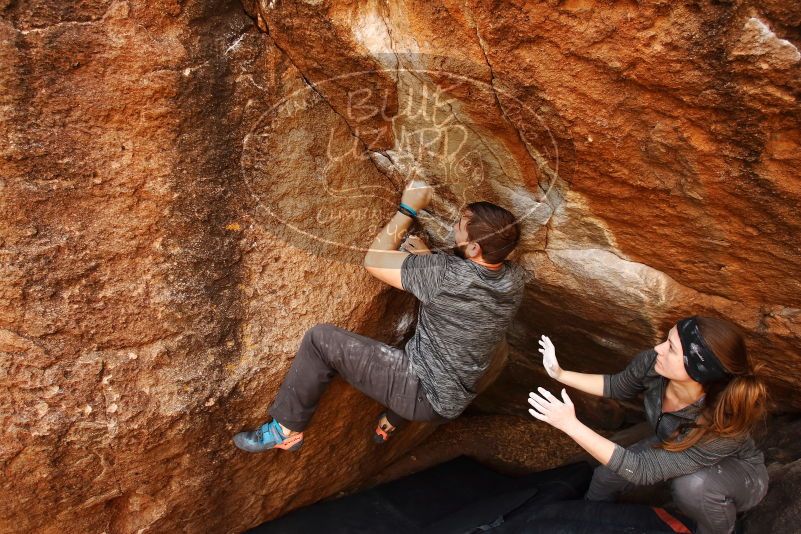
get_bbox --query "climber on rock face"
[233,180,525,452]
[528,317,769,534]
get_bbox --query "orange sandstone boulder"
[1,0,800,532]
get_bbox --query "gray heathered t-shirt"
[400,252,525,419]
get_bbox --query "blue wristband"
[398,202,418,218]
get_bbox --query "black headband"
[677,317,731,384]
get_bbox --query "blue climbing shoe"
[232,419,304,453]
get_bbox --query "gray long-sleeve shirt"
[603,349,764,485]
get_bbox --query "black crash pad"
[247,457,694,534]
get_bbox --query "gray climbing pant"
[269,323,446,432]
[586,436,769,534]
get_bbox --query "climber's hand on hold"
[401,235,432,255]
[539,335,562,380]
[400,180,433,212]
[527,387,577,433]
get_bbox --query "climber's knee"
[671,470,707,518]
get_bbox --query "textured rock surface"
[1,0,800,532]
[0,1,426,532]
[358,414,585,490]
[244,0,801,404]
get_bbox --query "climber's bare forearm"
[554,371,605,397]
[363,212,413,289]
[367,212,413,255]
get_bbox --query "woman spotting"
[529,316,769,534]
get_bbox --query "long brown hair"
[662,316,768,452]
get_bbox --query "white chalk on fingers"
[528,399,548,413]
[538,388,558,402]
[528,408,546,421]
[528,393,547,407]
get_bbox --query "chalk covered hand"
[402,235,432,255]
[400,180,433,212]
[539,335,562,379]
[528,387,577,432]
